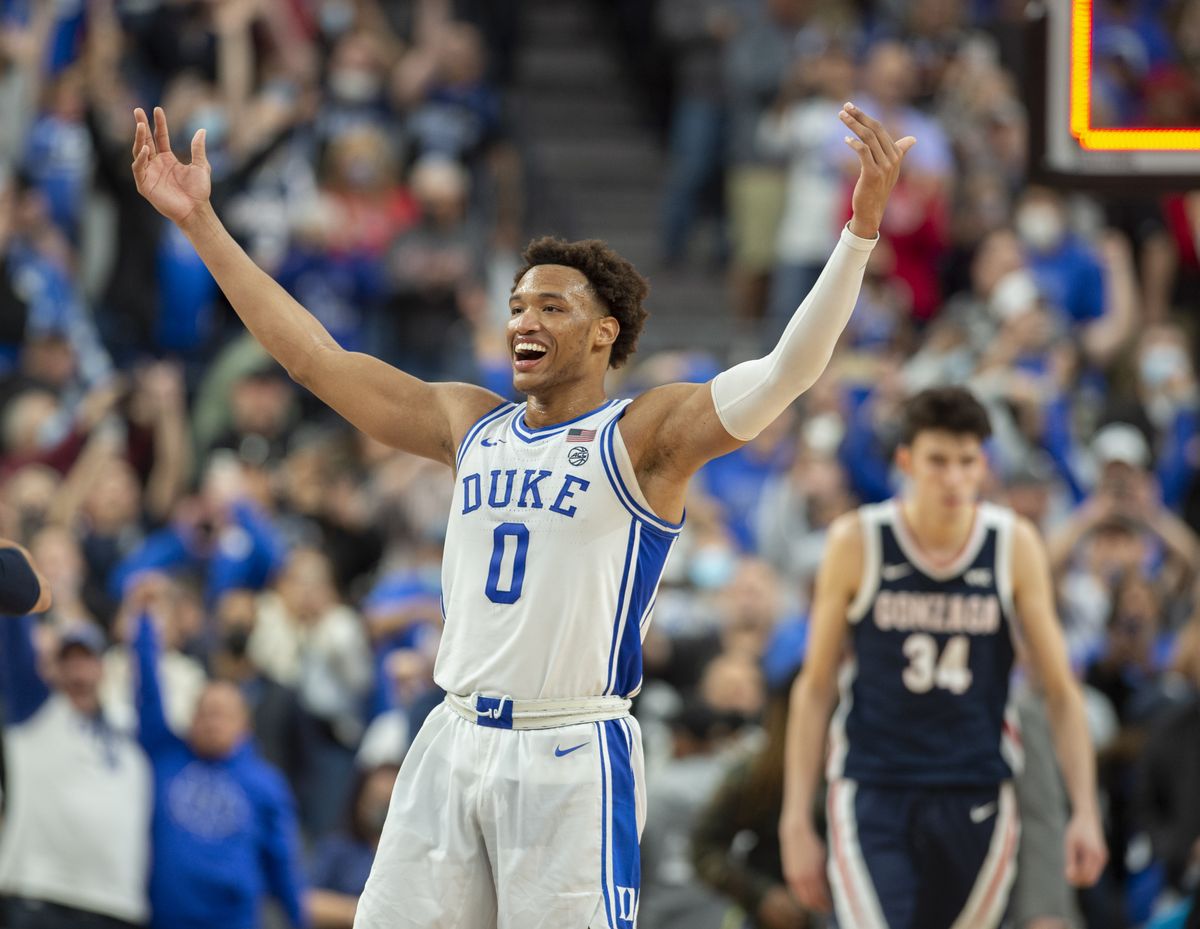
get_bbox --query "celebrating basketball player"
[131,102,912,929]
[779,387,1108,929]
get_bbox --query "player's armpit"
[295,346,504,467]
[623,381,744,473]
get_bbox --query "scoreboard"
[1028,0,1199,189]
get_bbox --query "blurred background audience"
[0,0,1198,927]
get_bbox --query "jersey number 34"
[901,634,973,695]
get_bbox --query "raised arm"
[1010,518,1108,888]
[130,107,501,466]
[133,611,184,756]
[778,513,861,913]
[623,105,913,515]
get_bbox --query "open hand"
[839,102,916,239]
[131,107,212,227]
[757,885,810,929]
[1064,811,1108,887]
[780,816,832,913]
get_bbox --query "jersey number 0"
[486,522,529,604]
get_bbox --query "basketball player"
[131,103,913,929]
[779,387,1108,929]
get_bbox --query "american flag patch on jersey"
[566,428,596,443]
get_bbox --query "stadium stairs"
[509,0,738,360]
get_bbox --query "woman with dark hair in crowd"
[307,763,401,929]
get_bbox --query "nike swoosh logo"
[555,742,589,757]
[881,563,913,582]
[969,802,997,824]
[480,438,506,447]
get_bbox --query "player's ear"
[895,444,912,476]
[595,316,619,349]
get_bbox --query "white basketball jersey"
[435,399,682,700]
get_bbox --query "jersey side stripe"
[596,721,614,927]
[454,402,515,471]
[847,505,883,623]
[604,521,640,696]
[828,780,890,929]
[638,588,661,630]
[599,414,683,535]
[612,527,676,696]
[993,507,1016,625]
[826,658,857,779]
[604,718,639,927]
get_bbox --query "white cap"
[1091,423,1150,468]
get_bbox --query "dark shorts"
[826,779,1019,929]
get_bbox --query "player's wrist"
[178,200,218,238]
[779,804,816,835]
[847,214,881,240]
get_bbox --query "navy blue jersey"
[828,501,1023,787]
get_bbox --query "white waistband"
[445,692,632,730]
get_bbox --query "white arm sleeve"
[710,223,877,441]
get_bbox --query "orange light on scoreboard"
[1071,0,1200,151]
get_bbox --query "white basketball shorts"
[353,701,646,929]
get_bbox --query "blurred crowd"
[0,1,1198,928]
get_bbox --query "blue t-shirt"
[23,115,92,236]
[309,834,375,897]
[1026,236,1106,325]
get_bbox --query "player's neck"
[899,498,978,562]
[523,385,610,429]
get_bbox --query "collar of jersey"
[510,399,619,443]
[889,499,989,581]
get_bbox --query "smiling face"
[507,264,619,395]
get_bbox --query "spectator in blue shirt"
[133,610,307,929]
[1013,188,1138,371]
[111,455,288,606]
[1017,188,1106,325]
[307,764,400,929]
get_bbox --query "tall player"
[131,103,913,929]
[779,387,1108,929]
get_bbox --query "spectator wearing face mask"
[133,611,307,929]
[1129,324,1200,514]
[209,588,296,773]
[1013,190,1137,369]
[247,548,372,835]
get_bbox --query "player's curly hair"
[514,237,650,369]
